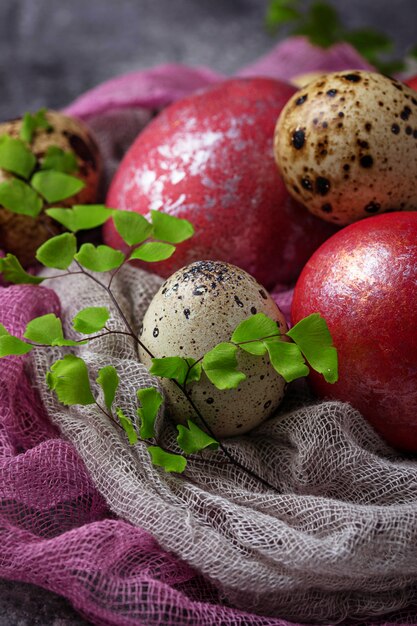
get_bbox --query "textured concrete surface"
[0,579,90,626]
[1,0,416,624]
[0,0,416,120]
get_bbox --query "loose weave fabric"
[1,37,416,626]
[26,263,417,625]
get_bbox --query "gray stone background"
[0,0,416,623]
[1,0,417,121]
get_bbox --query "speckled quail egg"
[0,110,102,266]
[274,70,417,225]
[138,260,288,438]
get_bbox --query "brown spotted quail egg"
[274,70,417,225]
[0,110,102,266]
[138,260,288,438]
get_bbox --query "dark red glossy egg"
[405,74,417,92]
[292,212,417,451]
[104,77,337,288]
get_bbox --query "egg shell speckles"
[138,260,287,438]
[0,110,102,267]
[104,77,338,288]
[274,71,417,225]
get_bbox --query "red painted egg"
[405,74,417,92]
[104,77,337,288]
[292,212,417,451]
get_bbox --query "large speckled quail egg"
[0,110,102,266]
[138,260,288,438]
[274,70,417,225]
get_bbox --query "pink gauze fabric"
[2,36,412,626]
[64,36,373,121]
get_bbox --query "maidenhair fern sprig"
[0,203,338,481]
[0,120,338,481]
[0,109,85,218]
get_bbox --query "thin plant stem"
[74,261,137,335]
[40,260,278,491]
[173,379,277,492]
[94,401,184,461]
[107,255,131,291]
[95,400,123,431]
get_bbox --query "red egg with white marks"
[405,74,417,92]
[104,77,337,288]
[292,212,417,452]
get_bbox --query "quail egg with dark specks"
[0,110,102,267]
[139,260,288,439]
[274,70,417,225]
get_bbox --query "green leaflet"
[113,210,153,246]
[0,135,36,179]
[72,307,110,334]
[293,1,341,48]
[150,210,194,244]
[20,108,52,143]
[231,313,280,356]
[53,338,85,347]
[177,420,219,455]
[46,205,114,232]
[148,446,187,473]
[41,146,78,174]
[343,29,392,58]
[265,0,300,32]
[0,178,43,217]
[31,170,85,203]
[343,30,401,74]
[0,254,44,284]
[0,323,32,357]
[116,408,138,445]
[36,232,77,270]
[97,366,119,412]
[46,354,95,406]
[287,313,338,383]
[24,313,64,345]
[23,313,82,347]
[149,356,201,386]
[150,356,188,385]
[75,243,125,272]
[202,342,246,390]
[264,338,309,383]
[237,340,266,356]
[129,242,176,262]
[137,387,163,439]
